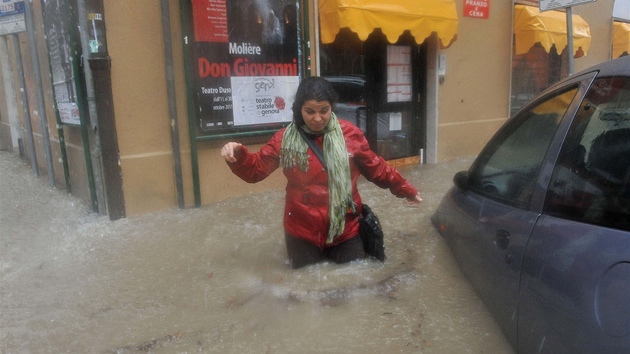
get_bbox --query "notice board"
[0,0,25,35]
[42,0,83,126]
[386,45,412,103]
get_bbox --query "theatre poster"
[190,0,300,135]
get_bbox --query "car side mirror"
[453,170,470,191]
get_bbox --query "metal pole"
[160,0,185,209]
[89,56,126,220]
[78,0,106,213]
[85,0,125,219]
[38,2,72,194]
[25,0,55,187]
[0,36,21,151]
[566,6,575,75]
[178,0,202,207]
[312,0,320,76]
[69,47,99,211]
[300,0,308,76]
[11,34,39,176]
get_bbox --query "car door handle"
[495,229,510,250]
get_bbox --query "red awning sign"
[464,0,489,19]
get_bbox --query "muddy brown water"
[0,151,514,353]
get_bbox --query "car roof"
[533,56,629,100]
[323,75,365,85]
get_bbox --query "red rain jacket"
[228,120,418,248]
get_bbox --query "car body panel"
[518,216,630,353]
[432,55,630,354]
[436,187,539,347]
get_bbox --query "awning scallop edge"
[513,5,591,56]
[613,21,630,59]
[318,0,458,47]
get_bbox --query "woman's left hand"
[406,193,423,207]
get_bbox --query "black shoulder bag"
[297,128,386,261]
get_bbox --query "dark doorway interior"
[320,28,426,160]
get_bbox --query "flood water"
[0,150,514,353]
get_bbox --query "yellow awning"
[513,5,591,56]
[318,0,458,47]
[613,21,630,59]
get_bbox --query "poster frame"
[179,0,307,207]
[181,0,304,142]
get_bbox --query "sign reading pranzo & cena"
[463,0,489,19]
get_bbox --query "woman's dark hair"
[291,76,338,125]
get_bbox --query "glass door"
[320,29,426,160]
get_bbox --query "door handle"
[495,229,510,250]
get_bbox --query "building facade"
[0,0,628,218]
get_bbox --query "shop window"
[511,43,569,116]
[320,28,364,76]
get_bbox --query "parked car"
[324,75,367,126]
[432,56,630,353]
[325,75,408,159]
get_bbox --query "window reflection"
[471,88,578,209]
[544,77,630,231]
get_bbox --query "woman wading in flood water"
[221,77,422,269]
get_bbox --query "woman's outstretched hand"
[221,142,243,163]
[406,193,423,207]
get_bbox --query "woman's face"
[301,100,332,132]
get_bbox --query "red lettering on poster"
[192,0,228,42]
[463,0,489,19]
[197,57,299,78]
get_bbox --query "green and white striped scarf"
[279,112,355,244]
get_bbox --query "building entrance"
[320,29,426,161]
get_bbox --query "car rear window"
[330,81,365,103]
[544,77,630,231]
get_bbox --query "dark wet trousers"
[285,232,366,269]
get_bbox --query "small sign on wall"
[463,0,489,19]
[0,0,25,35]
[386,46,412,103]
[540,0,597,11]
